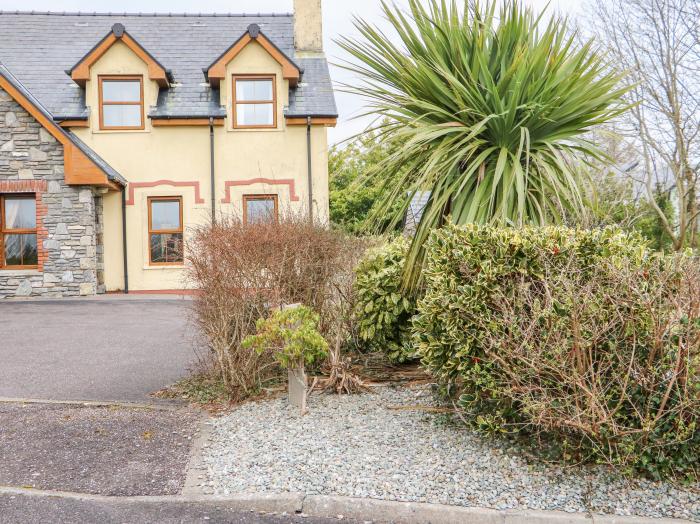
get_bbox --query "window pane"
[4,234,38,266]
[150,233,183,264]
[151,200,181,231]
[236,103,274,126]
[102,104,142,128]
[102,80,141,102]
[236,79,273,102]
[246,198,276,224]
[3,197,36,229]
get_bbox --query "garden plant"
[413,224,700,480]
[339,0,629,287]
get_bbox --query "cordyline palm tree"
[338,0,629,288]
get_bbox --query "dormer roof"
[68,23,171,87]
[206,24,302,88]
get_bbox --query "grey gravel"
[202,385,700,522]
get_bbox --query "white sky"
[0,0,582,144]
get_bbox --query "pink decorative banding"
[221,178,300,204]
[125,180,205,206]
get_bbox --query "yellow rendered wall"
[102,190,124,291]
[74,39,331,292]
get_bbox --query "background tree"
[582,127,676,251]
[329,125,405,234]
[590,0,700,250]
[338,0,628,286]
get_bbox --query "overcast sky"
[0,0,581,144]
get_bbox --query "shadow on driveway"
[0,296,199,402]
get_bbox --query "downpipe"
[306,116,313,222]
[121,185,129,294]
[209,117,216,224]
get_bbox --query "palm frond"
[337,0,630,290]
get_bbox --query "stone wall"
[0,86,100,298]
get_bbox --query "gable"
[69,24,170,87]
[0,67,123,189]
[207,24,301,88]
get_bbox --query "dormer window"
[98,75,145,130]
[233,75,276,129]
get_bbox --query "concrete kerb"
[0,487,691,524]
[182,414,216,496]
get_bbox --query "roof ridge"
[0,11,293,17]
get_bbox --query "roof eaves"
[285,112,339,119]
[68,133,127,185]
[149,114,226,120]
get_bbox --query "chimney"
[294,0,323,54]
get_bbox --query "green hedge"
[414,224,700,480]
[354,237,418,363]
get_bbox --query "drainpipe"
[209,117,216,224]
[121,186,129,294]
[306,116,313,222]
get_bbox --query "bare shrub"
[187,213,365,401]
[479,254,700,479]
[416,224,700,479]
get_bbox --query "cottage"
[0,0,336,297]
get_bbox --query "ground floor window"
[148,196,183,265]
[243,195,278,225]
[0,194,38,269]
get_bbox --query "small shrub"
[414,224,700,480]
[354,236,418,363]
[187,214,362,401]
[243,306,329,369]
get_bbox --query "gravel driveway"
[0,296,197,402]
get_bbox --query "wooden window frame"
[147,196,184,266]
[0,194,38,270]
[98,75,145,131]
[232,75,277,129]
[243,194,279,225]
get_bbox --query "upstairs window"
[99,75,144,130]
[233,76,276,129]
[1,195,38,269]
[148,197,184,265]
[243,195,279,225]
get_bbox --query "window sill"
[93,129,151,134]
[229,127,283,133]
[143,265,186,271]
[0,269,42,276]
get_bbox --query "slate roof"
[0,11,337,121]
[0,62,126,185]
[404,191,431,235]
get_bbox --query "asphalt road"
[0,296,198,402]
[0,494,353,524]
[0,403,200,496]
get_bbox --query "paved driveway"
[0,296,198,402]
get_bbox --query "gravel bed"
[202,385,700,522]
[0,402,200,496]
